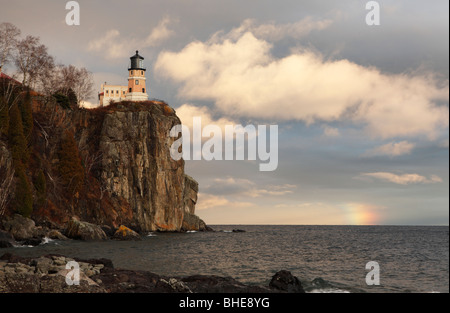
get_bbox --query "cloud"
[175,104,236,131]
[323,126,340,137]
[144,16,175,47]
[155,21,449,139]
[440,139,449,149]
[87,30,128,59]
[196,193,252,211]
[203,176,296,198]
[361,172,443,185]
[79,100,97,109]
[88,17,175,59]
[365,141,415,157]
[224,17,332,42]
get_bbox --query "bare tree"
[34,54,55,95]
[59,64,78,95]
[74,67,94,105]
[0,22,21,73]
[53,64,94,106]
[14,35,53,87]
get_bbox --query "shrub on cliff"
[7,102,28,166]
[13,163,33,218]
[57,130,85,194]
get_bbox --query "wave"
[12,243,34,248]
[308,288,350,293]
[40,237,54,245]
[146,233,157,237]
[186,230,197,233]
[304,277,351,293]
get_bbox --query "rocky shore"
[0,253,305,293]
[0,213,213,249]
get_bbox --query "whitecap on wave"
[40,237,54,245]
[12,243,34,248]
[308,288,350,293]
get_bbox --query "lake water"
[2,225,448,293]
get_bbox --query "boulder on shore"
[112,225,141,240]
[64,218,108,241]
[181,213,212,232]
[2,214,38,241]
[47,230,68,241]
[269,270,305,293]
[0,230,17,248]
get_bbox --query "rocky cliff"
[0,98,206,234]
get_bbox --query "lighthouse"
[125,50,149,101]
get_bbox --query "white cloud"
[144,16,175,47]
[196,193,252,211]
[79,100,97,109]
[87,30,129,59]
[366,141,415,157]
[155,21,449,139]
[88,17,175,59]
[361,172,443,185]
[175,104,236,131]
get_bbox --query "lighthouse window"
[142,88,145,93]
[135,80,139,85]
[131,70,134,75]
[141,71,144,75]
[129,88,132,92]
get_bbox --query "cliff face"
[1,98,204,233]
[74,102,200,232]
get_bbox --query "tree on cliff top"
[57,130,85,195]
[0,22,21,72]
[14,35,54,88]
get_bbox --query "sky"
[1,0,448,225]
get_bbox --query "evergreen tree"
[19,91,33,139]
[67,88,78,109]
[14,163,33,218]
[34,169,47,207]
[53,92,70,110]
[58,130,84,194]
[0,97,9,136]
[8,102,28,166]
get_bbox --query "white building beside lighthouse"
[98,50,149,106]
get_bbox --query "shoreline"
[0,253,305,293]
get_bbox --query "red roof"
[0,72,22,85]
